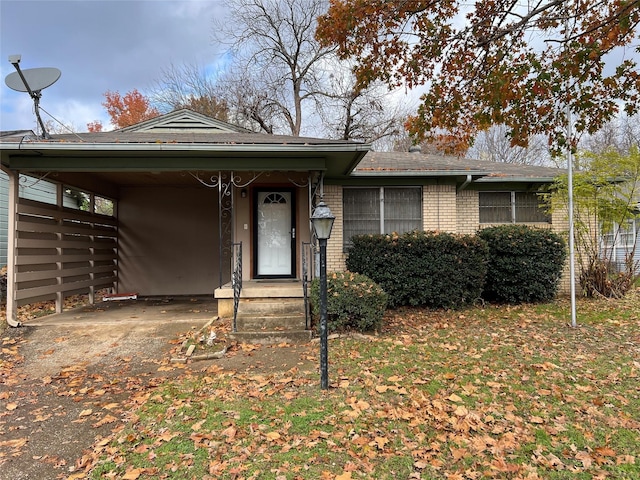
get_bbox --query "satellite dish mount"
[5,55,61,139]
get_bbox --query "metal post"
[319,237,329,389]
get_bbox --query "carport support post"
[55,183,64,313]
[5,168,20,326]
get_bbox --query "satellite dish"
[5,67,61,93]
[4,55,61,139]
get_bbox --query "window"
[479,191,550,224]
[343,187,422,248]
[620,220,637,247]
[605,220,638,248]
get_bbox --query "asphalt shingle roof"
[354,151,563,180]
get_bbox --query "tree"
[466,125,551,166]
[212,0,411,143]
[43,118,78,135]
[102,89,160,129]
[86,120,103,133]
[149,62,229,121]
[213,0,335,136]
[317,1,640,156]
[580,114,640,155]
[313,63,413,149]
[546,147,640,297]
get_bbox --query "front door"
[255,190,295,277]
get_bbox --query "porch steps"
[214,281,312,344]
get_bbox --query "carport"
[0,110,368,327]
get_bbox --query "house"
[601,208,640,273]
[0,110,565,339]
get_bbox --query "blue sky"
[0,0,228,132]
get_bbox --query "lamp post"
[310,199,335,390]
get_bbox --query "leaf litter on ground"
[81,290,639,479]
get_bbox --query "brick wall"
[323,185,347,272]
[423,184,457,232]
[324,183,575,297]
[456,189,479,235]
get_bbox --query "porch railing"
[302,241,316,330]
[232,242,242,332]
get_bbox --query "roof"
[15,130,362,147]
[0,111,370,179]
[353,151,563,182]
[0,110,562,185]
[0,129,35,140]
[117,109,251,134]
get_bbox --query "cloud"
[1,0,227,132]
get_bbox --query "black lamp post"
[310,199,335,390]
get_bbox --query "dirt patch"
[0,298,316,479]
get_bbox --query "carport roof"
[0,130,371,178]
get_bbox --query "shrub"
[478,225,567,303]
[346,231,488,308]
[310,271,387,333]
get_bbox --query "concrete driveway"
[17,296,219,378]
[1,296,220,479]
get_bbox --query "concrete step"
[215,282,304,299]
[235,313,306,331]
[229,329,312,345]
[237,298,305,316]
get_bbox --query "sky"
[0,0,229,132]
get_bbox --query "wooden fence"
[14,197,117,307]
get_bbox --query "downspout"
[1,165,22,327]
[457,174,472,192]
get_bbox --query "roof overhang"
[0,141,370,178]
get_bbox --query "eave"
[0,141,370,177]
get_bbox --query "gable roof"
[0,129,35,140]
[0,110,370,178]
[117,108,251,134]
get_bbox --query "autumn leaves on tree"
[101,89,160,129]
[316,0,640,155]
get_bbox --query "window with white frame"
[620,219,637,247]
[479,191,550,224]
[343,187,422,248]
[606,219,638,248]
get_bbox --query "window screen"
[515,192,551,223]
[383,188,422,234]
[343,187,422,248]
[480,191,550,224]
[479,192,512,223]
[343,188,379,242]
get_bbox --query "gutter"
[0,141,371,154]
[351,170,487,178]
[476,176,558,183]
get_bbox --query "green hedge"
[310,271,387,333]
[478,225,567,303]
[346,231,489,308]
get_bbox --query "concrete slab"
[24,296,218,327]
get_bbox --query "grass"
[87,292,639,479]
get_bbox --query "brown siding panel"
[14,197,117,305]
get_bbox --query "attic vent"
[409,144,422,154]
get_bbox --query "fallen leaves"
[2,298,639,479]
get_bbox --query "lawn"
[86,293,639,480]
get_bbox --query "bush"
[478,225,567,303]
[310,271,387,333]
[346,231,488,308]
